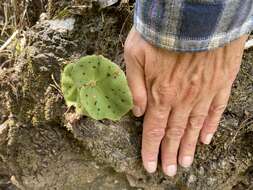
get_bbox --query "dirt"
[0,1,252,190]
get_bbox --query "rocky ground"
[0,1,253,190]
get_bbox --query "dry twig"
[0,30,19,52]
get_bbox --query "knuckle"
[188,115,206,130]
[165,127,185,140]
[184,142,195,150]
[151,82,177,106]
[170,115,188,124]
[185,84,199,99]
[210,104,227,114]
[206,121,219,130]
[157,83,176,98]
[144,127,165,140]
[146,109,169,124]
[190,74,201,86]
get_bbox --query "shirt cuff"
[134,0,253,52]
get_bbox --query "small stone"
[39,66,48,72]
[207,177,216,186]
[198,166,205,175]
[187,174,197,184]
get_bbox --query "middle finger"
[161,106,191,176]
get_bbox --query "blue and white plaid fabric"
[134,0,253,52]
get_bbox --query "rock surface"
[0,1,252,189]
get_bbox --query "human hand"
[124,28,247,176]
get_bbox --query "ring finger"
[178,97,213,168]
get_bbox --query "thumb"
[125,54,147,117]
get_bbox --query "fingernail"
[181,156,193,168]
[146,161,157,173]
[133,106,142,117]
[204,134,213,144]
[166,165,177,177]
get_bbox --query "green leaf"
[61,55,133,121]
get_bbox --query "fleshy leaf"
[61,55,133,121]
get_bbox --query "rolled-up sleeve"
[134,0,253,52]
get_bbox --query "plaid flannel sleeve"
[134,0,253,52]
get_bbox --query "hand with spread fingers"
[124,28,248,177]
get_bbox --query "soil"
[0,1,252,190]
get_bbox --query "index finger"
[142,105,171,173]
